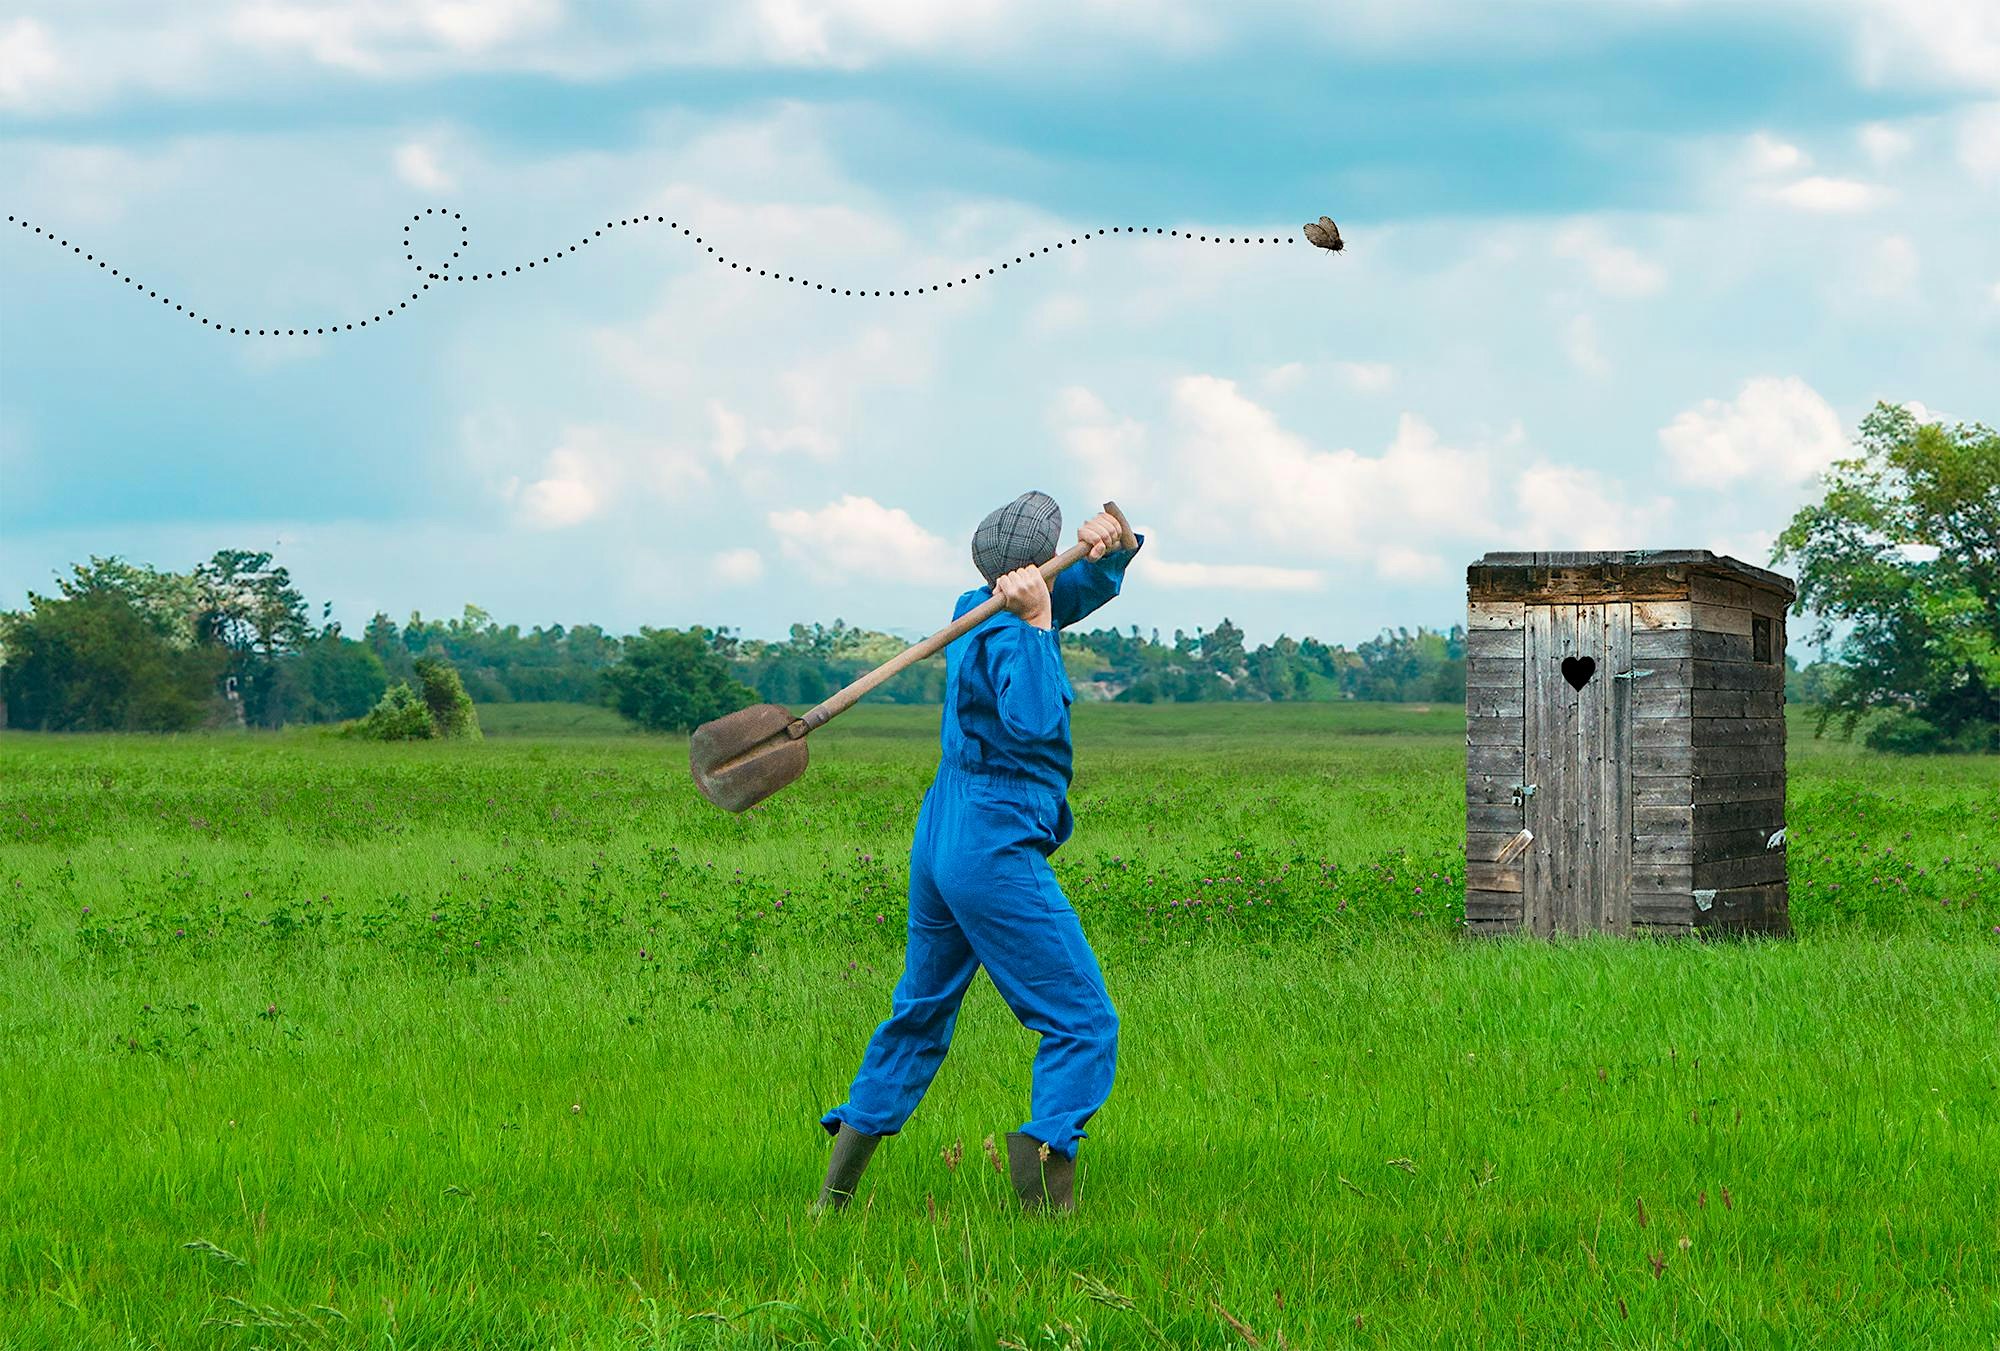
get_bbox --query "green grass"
[2,705,1997,1349]
[473,701,648,737]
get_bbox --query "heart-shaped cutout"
[1561,656,1596,691]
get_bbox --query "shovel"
[689,500,1137,812]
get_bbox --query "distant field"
[473,699,648,736]
[2,707,1996,1348]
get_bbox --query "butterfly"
[1303,215,1344,254]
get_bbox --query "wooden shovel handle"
[792,500,1133,736]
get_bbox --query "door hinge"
[1613,668,1656,681]
[1693,888,1717,912]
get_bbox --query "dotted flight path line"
[6,207,1303,339]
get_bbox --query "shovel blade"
[689,703,810,812]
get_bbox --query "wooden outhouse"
[1463,551,1794,938]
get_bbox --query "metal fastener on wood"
[1613,668,1656,680]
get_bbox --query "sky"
[2,0,1997,650]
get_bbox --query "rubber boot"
[813,1123,881,1213]
[1006,1131,1076,1213]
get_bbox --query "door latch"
[1613,668,1656,681]
[1511,782,1538,807]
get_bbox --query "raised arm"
[1051,529,1144,630]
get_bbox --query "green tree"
[1774,402,1999,752]
[0,589,225,731]
[269,635,389,724]
[193,550,312,727]
[603,627,759,732]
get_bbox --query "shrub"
[414,656,482,740]
[346,682,436,741]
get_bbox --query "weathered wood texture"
[1468,551,1796,600]
[1693,882,1791,936]
[1464,552,1792,940]
[1521,601,1632,936]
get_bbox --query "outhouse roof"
[1468,550,1795,600]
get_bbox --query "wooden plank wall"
[1625,578,1790,936]
[1464,600,1526,934]
[1688,575,1792,936]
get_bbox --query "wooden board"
[1632,600,1691,630]
[1690,573,1792,618]
[1633,686,1693,719]
[1468,743,1526,776]
[1694,854,1787,890]
[1631,744,1786,777]
[1695,662,1784,692]
[1464,889,1524,922]
[1692,882,1791,935]
[1632,776,1692,808]
[1633,892,1694,923]
[1468,601,1526,630]
[1468,804,1525,833]
[1467,629,1526,659]
[1466,658,1525,688]
[1691,718,1785,747]
[1468,717,1525,746]
[1634,629,1754,662]
[1466,859,1524,893]
[1691,689,1783,719]
[1691,603,1753,636]
[1469,551,1795,598]
[1468,687,1526,719]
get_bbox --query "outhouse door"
[1523,602,1633,936]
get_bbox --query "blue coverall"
[820,536,1144,1160]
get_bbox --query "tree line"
[1,403,1991,750]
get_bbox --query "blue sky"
[2,0,1997,648]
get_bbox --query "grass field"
[3,704,1998,1349]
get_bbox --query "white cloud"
[1262,361,1307,392]
[711,547,764,583]
[1376,546,1450,582]
[1849,0,2000,93]
[1052,386,1146,507]
[1552,223,1667,299]
[709,401,749,463]
[1336,361,1396,392]
[230,0,565,74]
[1766,176,1893,212]
[1858,121,1913,163]
[0,17,63,111]
[1563,313,1608,376]
[491,424,709,528]
[1957,101,2000,179]
[1511,462,1671,551]
[1144,560,1325,591]
[508,438,606,529]
[1162,377,1496,574]
[392,141,455,192]
[1658,376,1849,489]
[767,494,955,582]
[1743,131,1808,174]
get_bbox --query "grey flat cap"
[972,490,1062,585]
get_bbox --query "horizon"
[4,2,1996,649]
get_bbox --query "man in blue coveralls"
[815,492,1143,1214]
